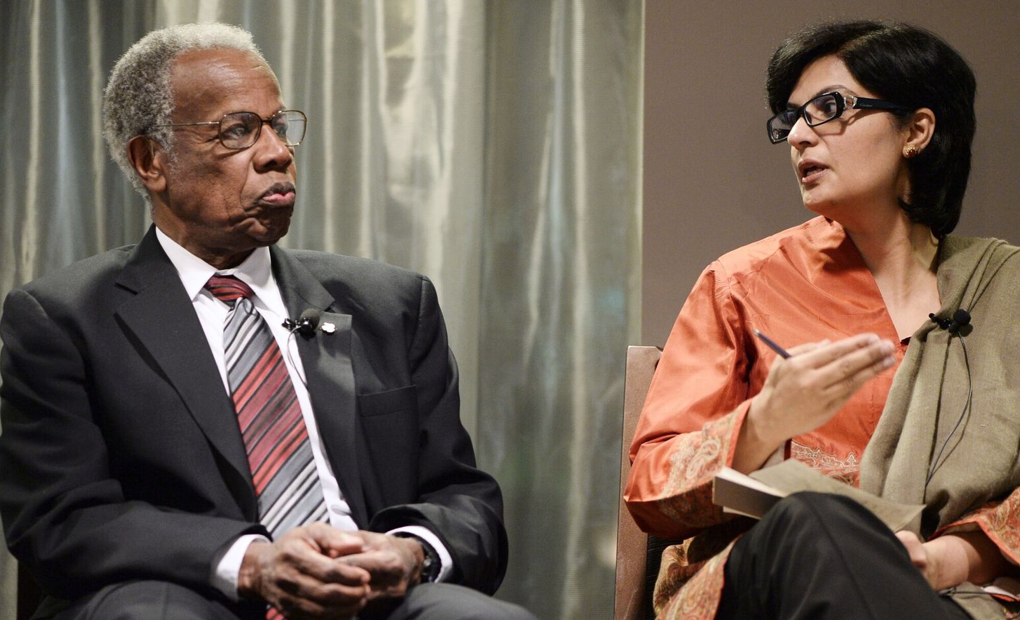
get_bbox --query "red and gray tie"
[206,276,327,618]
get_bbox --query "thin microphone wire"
[281,310,321,389]
[284,329,309,388]
[925,334,972,487]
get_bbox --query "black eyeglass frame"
[149,109,308,150]
[766,92,912,144]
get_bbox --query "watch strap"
[395,533,441,583]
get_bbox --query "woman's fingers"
[795,333,884,368]
[896,531,928,570]
[784,339,829,356]
[751,333,896,442]
[816,338,896,396]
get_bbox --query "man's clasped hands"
[239,524,426,620]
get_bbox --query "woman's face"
[786,55,910,225]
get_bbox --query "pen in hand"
[753,330,791,359]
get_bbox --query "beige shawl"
[860,235,1020,619]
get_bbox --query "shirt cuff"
[210,533,271,600]
[387,525,453,582]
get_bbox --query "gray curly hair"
[102,23,270,200]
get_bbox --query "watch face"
[422,555,439,582]
[421,548,440,582]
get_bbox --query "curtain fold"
[0,0,153,303]
[479,2,643,617]
[0,2,642,619]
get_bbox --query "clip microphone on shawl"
[925,309,974,486]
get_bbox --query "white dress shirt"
[154,229,451,599]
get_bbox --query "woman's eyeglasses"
[766,92,911,144]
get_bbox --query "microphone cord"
[281,309,321,389]
[925,333,972,487]
[284,329,309,389]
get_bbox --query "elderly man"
[0,23,533,620]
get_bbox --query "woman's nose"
[787,114,818,149]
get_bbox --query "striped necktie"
[205,275,328,538]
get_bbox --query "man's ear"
[126,136,168,194]
[904,107,935,154]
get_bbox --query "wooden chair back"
[614,346,662,620]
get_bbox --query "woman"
[625,20,1020,620]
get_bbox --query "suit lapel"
[114,228,257,517]
[270,247,368,527]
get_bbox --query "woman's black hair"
[766,21,976,237]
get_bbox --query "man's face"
[154,48,297,267]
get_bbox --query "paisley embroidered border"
[652,540,706,614]
[790,440,860,486]
[656,541,733,620]
[940,490,1020,566]
[655,412,738,528]
[936,491,1020,619]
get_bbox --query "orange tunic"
[624,217,1019,619]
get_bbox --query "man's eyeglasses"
[766,92,910,144]
[150,109,307,150]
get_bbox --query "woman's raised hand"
[734,333,896,472]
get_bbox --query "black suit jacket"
[0,227,507,610]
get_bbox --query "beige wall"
[642,1,1020,346]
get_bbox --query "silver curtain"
[0,2,643,619]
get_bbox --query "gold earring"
[904,146,919,158]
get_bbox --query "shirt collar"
[154,227,275,306]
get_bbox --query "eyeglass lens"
[767,94,841,143]
[219,111,307,149]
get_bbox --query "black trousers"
[715,492,972,620]
[47,581,538,620]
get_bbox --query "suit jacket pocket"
[358,385,417,417]
[358,386,419,504]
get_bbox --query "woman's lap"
[715,492,972,620]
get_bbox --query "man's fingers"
[337,550,404,577]
[303,522,365,558]
[271,545,369,588]
[296,576,371,607]
[274,591,365,620]
[297,549,373,586]
[337,550,414,601]
[269,557,369,619]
